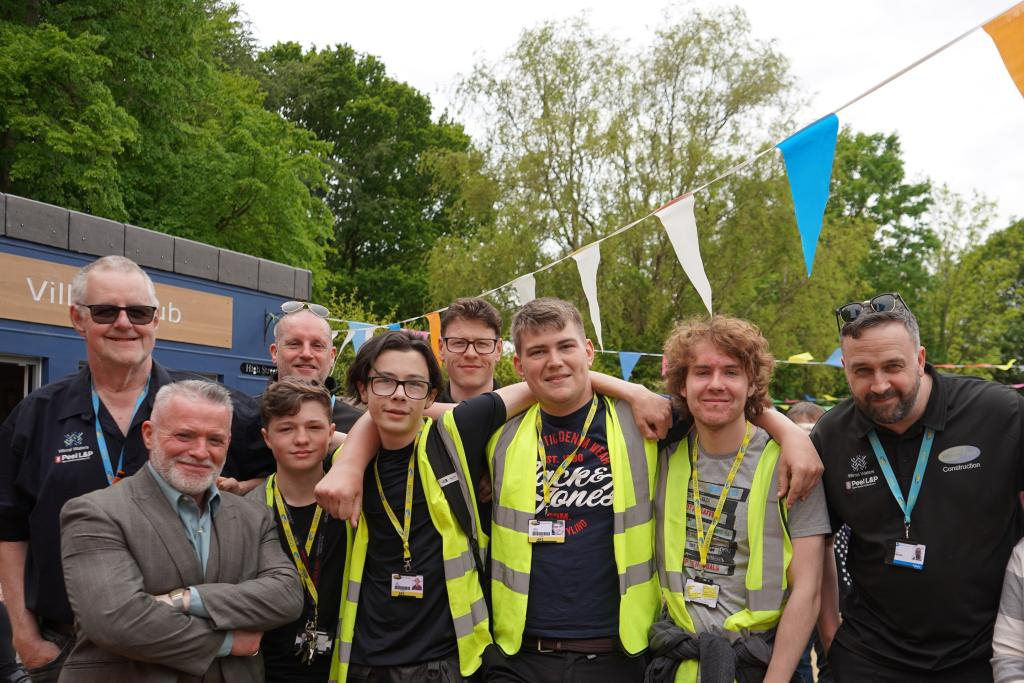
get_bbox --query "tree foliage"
[255,42,489,318]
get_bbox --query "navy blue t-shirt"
[524,397,619,638]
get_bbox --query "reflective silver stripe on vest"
[435,419,482,543]
[748,463,786,611]
[618,558,655,594]
[444,548,477,579]
[654,449,672,586]
[489,412,527,507]
[662,569,685,593]
[346,579,361,603]
[492,504,534,532]
[492,557,530,595]
[614,499,652,533]
[451,597,489,638]
[337,640,352,663]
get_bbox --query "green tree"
[255,42,487,318]
[1,1,333,273]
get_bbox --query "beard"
[856,373,922,425]
[150,452,222,498]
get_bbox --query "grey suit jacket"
[58,466,304,683]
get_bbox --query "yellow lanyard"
[265,474,324,607]
[689,422,753,570]
[374,431,421,573]
[535,395,599,515]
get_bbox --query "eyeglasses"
[81,304,158,325]
[834,293,908,333]
[442,337,500,354]
[281,301,330,318]
[367,375,432,400]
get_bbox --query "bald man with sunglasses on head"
[218,301,364,495]
[813,293,1024,683]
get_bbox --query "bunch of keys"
[294,619,317,665]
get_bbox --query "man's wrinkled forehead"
[275,309,332,342]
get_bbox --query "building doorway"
[0,355,41,424]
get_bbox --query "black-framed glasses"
[367,375,432,400]
[834,293,909,333]
[442,337,500,354]
[81,304,158,325]
[281,301,330,318]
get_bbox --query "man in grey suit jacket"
[58,380,303,682]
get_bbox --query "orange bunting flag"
[426,311,442,362]
[984,2,1024,98]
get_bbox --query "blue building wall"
[0,237,285,396]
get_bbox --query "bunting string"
[300,2,1024,357]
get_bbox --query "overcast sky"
[237,0,1024,229]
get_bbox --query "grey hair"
[70,256,159,307]
[151,380,233,428]
[273,309,332,345]
[840,306,921,347]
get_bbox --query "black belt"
[522,636,618,654]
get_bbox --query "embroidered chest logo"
[55,431,93,464]
[844,453,878,491]
[937,445,981,473]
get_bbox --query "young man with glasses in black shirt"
[438,298,505,404]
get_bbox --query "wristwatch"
[169,588,187,612]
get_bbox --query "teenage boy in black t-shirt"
[245,377,346,683]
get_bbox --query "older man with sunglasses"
[0,256,269,681]
[812,293,1024,682]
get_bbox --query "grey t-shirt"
[681,427,830,636]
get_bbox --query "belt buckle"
[535,638,556,654]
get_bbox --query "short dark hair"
[510,297,585,354]
[787,401,825,423]
[260,376,332,425]
[440,297,502,337]
[840,303,921,347]
[345,331,443,404]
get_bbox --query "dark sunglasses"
[281,301,330,318]
[82,304,158,325]
[834,293,908,333]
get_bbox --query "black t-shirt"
[524,397,619,639]
[260,498,345,683]
[812,364,1024,672]
[351,393,506,666]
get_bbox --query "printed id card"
[528,518,566,543]
[885,539,926,570]
[391,573,425,598]
[684,576,720,609]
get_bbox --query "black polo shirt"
[812,364,1024,672]
[435,378,501,405]
[0,361,274,625]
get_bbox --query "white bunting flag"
[512,273,537,305]
[338,329,356,353]
[655,194,713,314]
[573,244,604,350]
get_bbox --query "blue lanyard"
[866,427,935,537]
[330,395,336,411]
[91,381,150,486]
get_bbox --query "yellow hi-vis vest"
[486,396,660,655]
[654,435,792,683]
[330,415,491,682]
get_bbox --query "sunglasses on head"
[281,301,330,318]
[834,293,908,333]
[82,304,158,325]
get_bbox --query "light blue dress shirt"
[148,463,232,656]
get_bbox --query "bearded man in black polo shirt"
[814,293,1024,682]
